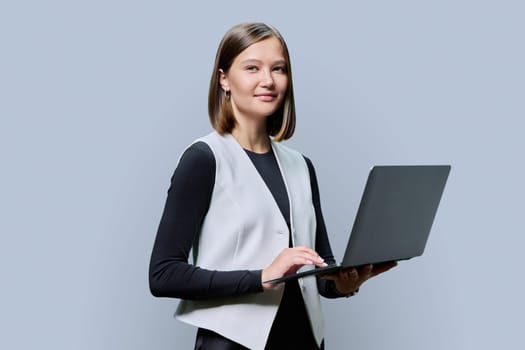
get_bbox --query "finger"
[371,261,397,276]
[286,253,326,268]
[321,268,357,282]
[340,268,358,282]
[362,264,373,273]
[348,268,359,280]
[290,250,326,267]
[293,251,327,267]
[324,269,360,295]
[356,264,373,279]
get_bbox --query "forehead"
[234,37,286,63]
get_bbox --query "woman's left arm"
[303,157,340,298]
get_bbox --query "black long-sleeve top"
[149,141,342,299]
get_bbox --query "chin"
[258,105,281,117]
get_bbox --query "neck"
[231,123,270,154]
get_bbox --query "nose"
[260,69,274,88]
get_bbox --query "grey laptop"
[264,165,451,284]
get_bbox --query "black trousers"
[194,328,248,350]
[194,328,325,350]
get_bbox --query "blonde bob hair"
[208,22,296,141]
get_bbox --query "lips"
[255,93,277,102]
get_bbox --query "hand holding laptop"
[321,261,397,296]
[262,248,397,294]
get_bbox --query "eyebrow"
[240,58,287,65]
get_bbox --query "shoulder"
[271,140,301,157]
[272,141,317,171]
[175,141,215,180]
[298,155,319,183]
[271,141,317,178]
[271,141,307,168]
[196,131,228,150]
[168,141,216,194]
[302,156,315,175]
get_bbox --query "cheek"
[231,80,256,96]
[276,76,288,91]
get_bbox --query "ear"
[219,69,230,92]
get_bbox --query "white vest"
[175,132,324,350]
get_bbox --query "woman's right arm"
[148,142,263,300]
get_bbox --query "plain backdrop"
[1,1,524,349]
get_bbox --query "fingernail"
[318,257,324,262]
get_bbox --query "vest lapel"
[224,133,290,232]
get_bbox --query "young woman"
[149,22,395,350]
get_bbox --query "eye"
[245,65,258,72]
[273,66,287,73]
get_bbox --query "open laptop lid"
[263,165,450,284]
[341,165,450,266]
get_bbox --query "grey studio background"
[1,0,524,349]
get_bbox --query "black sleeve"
[303,157,342,299]
[149,142,263,300]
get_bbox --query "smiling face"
[219,37,288,127]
